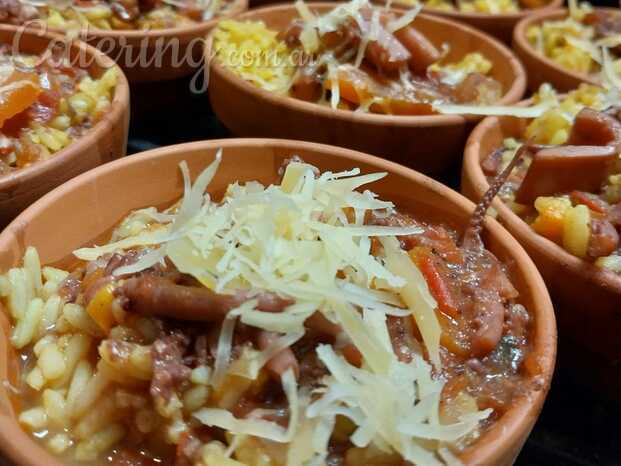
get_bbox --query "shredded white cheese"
[76,157,493,465]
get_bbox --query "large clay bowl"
[387,0,563,43]
[462,109,621,396]
[512,8,613,92]
[23,0,248,83]
[0,138,555,465]
[205,3,526,175]
[0,25,130,227]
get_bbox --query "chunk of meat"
[515,145,618,204]
[588,218,620,259]
[257,331,300,380]
[356,10,411,72]
[290,67,323,102]
[387,316,422,363]
[364,33,411,73]
[118,275,293,321]
[470,290,505,358]
[278,20,304,47]
[58,269,84,303]
[584,10,621,44]
[110,0,140,22]
[304,311,341,338]
[393,25,440,75]
[452,73,502,105]
[0,0,38,24]
[481,149,503,175]
[567,108,621,150]
[609,202,621,227]
[150,332,191,402]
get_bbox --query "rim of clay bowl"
[388,0,563,22]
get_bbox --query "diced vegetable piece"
[562,204,591,258]
[409,247,459,318]
[325,70,372,105]
[531,196,571,243]
[85,283,116,333]
[0,70,41,128]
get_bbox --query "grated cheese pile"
[74,155,492,465]
[213,20,295,93]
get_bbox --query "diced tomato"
[409,247,459,318]
[569,190,609,214]
[0,70,42,128]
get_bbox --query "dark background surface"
[127,75,621,465]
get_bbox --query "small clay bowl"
[512,8,614,92]
[387,0,563,44]
[204,3,526,175]
[0,25,130,228]
[462,107,621,396]
[0,138,555,465]
[24,0,248,83]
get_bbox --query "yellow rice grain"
[38,343,66,381]
[18,407,48,431]
[74,423,125,461]
[11,298,44,349]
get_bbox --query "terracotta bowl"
[388,0,563,44]
[24,0,248,83]
[0,138,555,466]
[0,25,130,228]
[462,108,621,396]
[205,3,526,175]
[512,8,612,92]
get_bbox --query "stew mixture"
[3,156,541,465]
[0,0,240,30]
[0,44,117,176]
[482,84,621,272]
[213,0,504,115]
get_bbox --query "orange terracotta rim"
[18,0,248,42]
[0,24,130,195]
[205,2,527,127]
[390,0,563,20]
[512,7,614,87]
[0,138,556,466]
[463,102,621,293]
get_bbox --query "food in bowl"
[525,1,621,77]
[3,154,540,464]
[481,83,621,272]
[212,0,504,115]
[0,44,118,175]
[0,0,243,30]
[386,0,550,15]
